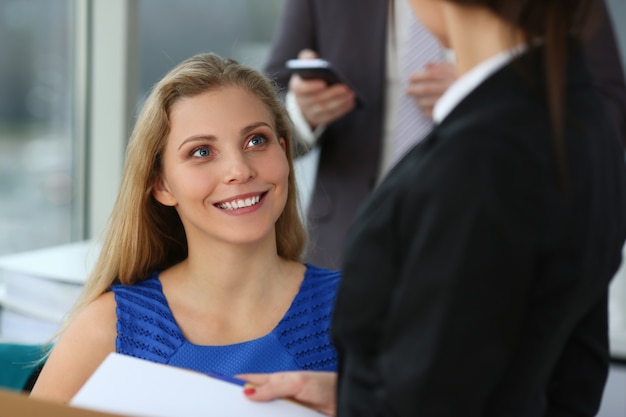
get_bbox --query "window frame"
[85,0,139,238]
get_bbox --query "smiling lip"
[214,192,266,211]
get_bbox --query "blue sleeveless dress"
[110,264,340,377]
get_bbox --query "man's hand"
[407,61,457,118]
[290,49,356,128]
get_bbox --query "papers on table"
[0,241,99,343]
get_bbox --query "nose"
[223,151,255,184]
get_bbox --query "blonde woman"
[30,53,340,403]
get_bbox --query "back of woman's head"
[445,0,596,188]
[444,0,593,39]
[90,53,306,293]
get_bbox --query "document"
[0,240,99,343]
[71,353,324,417]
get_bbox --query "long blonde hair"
[64,53,306,332]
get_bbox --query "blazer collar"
[436,39,591,129]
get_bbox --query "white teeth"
[218,195,261,210]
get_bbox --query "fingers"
[236,373,269,387]
[237,372,305,402]
[298,49,319,60]
[238,371,337,416]
[406,77,448,117]
[302,89,356,127]
[235,373,267,399]
[290,76,356,127]
[405,61,457,117]
[411,95,437,118]
[288,49,356,127]
[409,61,457,83]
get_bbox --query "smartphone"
[285,58,363,106]
[285,58,345,85]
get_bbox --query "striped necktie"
[390,16,443,166]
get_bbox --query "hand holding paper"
[70,353,324,417]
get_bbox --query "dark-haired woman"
[242,0,626,416]
[330,0,626,415]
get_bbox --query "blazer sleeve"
[542,292,610,417]
[263,0,316,91]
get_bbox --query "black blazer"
[584,0,626,145]
[332,42,626,417]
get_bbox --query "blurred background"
[0,0,624,256]
[0,0,285,255]
[0,0,624,413]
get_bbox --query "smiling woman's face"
[153,85,289,248]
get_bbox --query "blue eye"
[246,134,267,148]
[191,146,211,158]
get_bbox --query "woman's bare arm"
[29,292,117,403]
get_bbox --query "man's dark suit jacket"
[332,41,626,417]
[264,0,626,270]
[264,0,388,269]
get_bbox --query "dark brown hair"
[449,0,594,186]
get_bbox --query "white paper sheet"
[70,353,324,417]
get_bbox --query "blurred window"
[138,0,285,102]
[0,0,286,256]
[0,0,82,255]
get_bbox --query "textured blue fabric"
[111,264,340,376]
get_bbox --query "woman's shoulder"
[80,291,118,333]
[29,292,117,402]
[50,292,117,370]
[296,263,341,300]
[109,272,163,300]
[275,263,339,371]
[110,271,160,290]
[304,263,341,279]
[110,271,176,322]
[303,263,341,289]
[109,271,177,332]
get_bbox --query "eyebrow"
[241,121,272,136]
[177,121,273,151]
